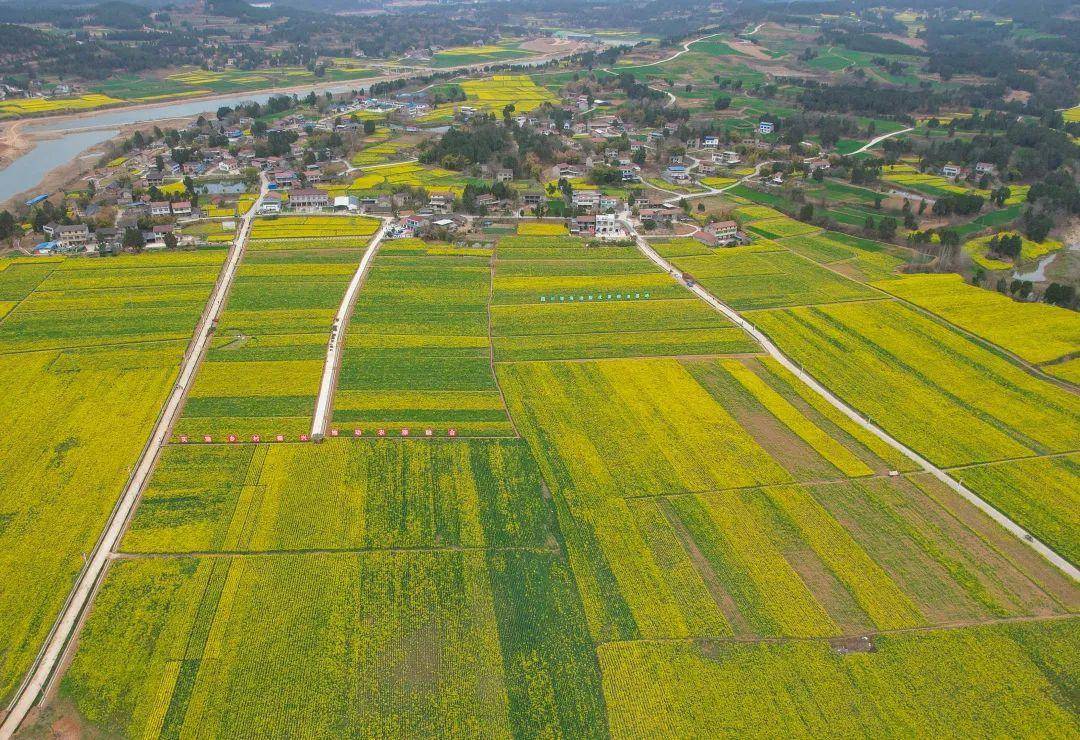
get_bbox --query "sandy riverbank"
[0,120,30,169]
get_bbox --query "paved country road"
[620,213,1080,584]
[0,176,272,739]
[310,217,393,439]
[844,127,914,156]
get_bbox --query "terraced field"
[0,250,225,706]
[332,238,513,437]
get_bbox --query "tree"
[363,119,377,135]
[1044,283,1075,307]
[877,216,898,240]
[0,210,16,240]
[799,203,814,221]
[162,231,178,250]
[122,227,145,252]
[1023,211,1053,242]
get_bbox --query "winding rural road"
[620,214,1080,583]
[611,32,721,71]
[844,127,913,156]
[0,176,272,739]
[310,217,392,439]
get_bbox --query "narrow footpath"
[0,177,272,739]
[310,217,392,439]
[620,212,1080,583]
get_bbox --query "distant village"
[10,80,992,256]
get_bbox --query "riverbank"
[0,121,30,169]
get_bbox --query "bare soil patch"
[729,41,773,61]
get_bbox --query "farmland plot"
[177,222,376,440]
[659,243,880,310]
[123,440,550,553]
[752,300,1080,467]
[333,246,513,436]
[951,454,1080,566]
[780,231,909,282]
[873,273,1080,365]
[59,549,605,738]
[498,356,1075,644]
[599,620,1080,738]
[491,235,756,360]
[0,251,222,705]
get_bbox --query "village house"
[570,215,596,235]
[476,193,501,210]
[150,201,172,217]
[942,164,962,178]
[595,213,624,240]
[171,201,192,216]
[572,189,601,210]
[273,170,297,187]
[522,191,545,208]
[663,165,691,185]
[334,195,360,212]
[701,135,720,149]
[639,207,680,228]
[975,162,996,175]
[290,188,330,210]
[706,220,741,245]
[96,228,123,254]
[758,121,775,135]
[599,194,620,212]
[55,223,93,249]
[259,193,283,214]
[428,193,454,215]
[547,163,582,180]
[401,214,429,235]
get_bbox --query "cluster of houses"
[22,76,789,257]
[942,162,996,179]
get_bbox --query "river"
[0,50,580,206]
[0,82,387,205]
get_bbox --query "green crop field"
[780,231,911,282]
[332,239,513,436]
[175,218,379,440]
[656,242,881,310]
[491,235,756,361]
[0,251,224,706]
